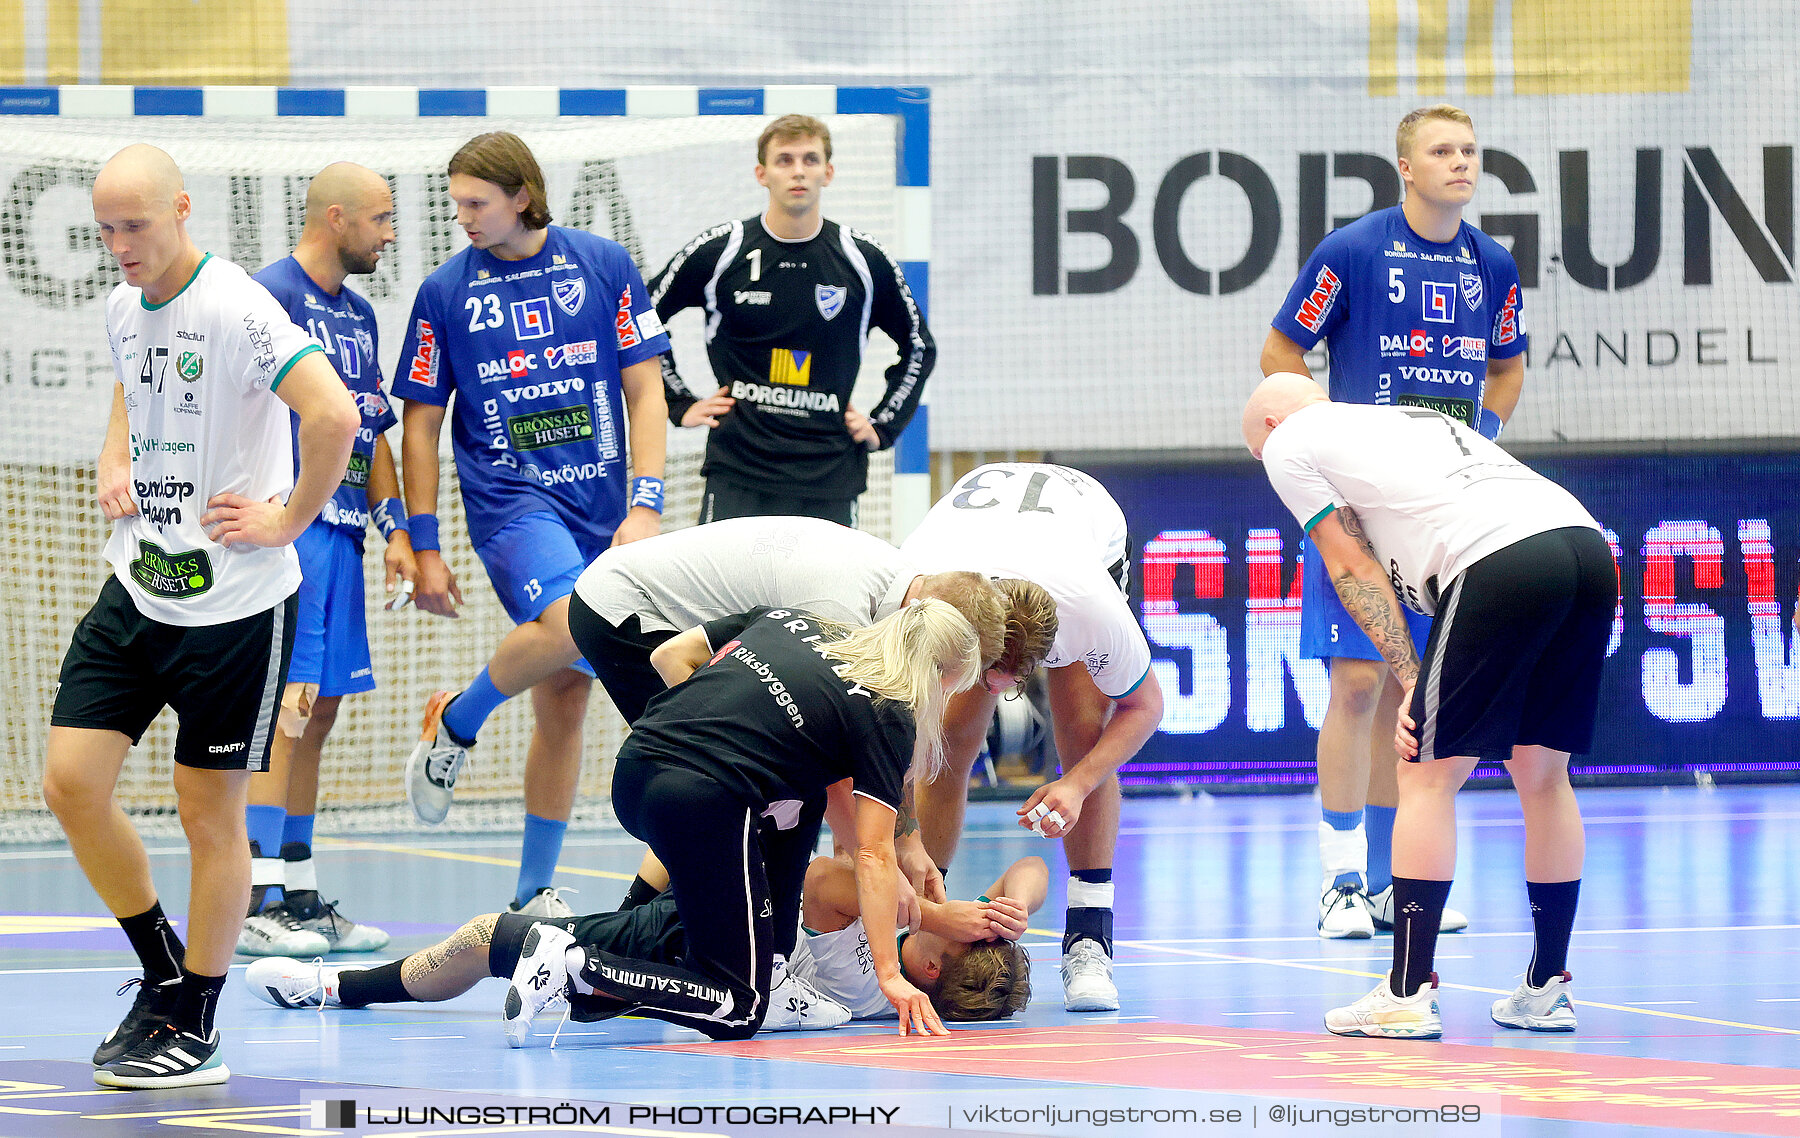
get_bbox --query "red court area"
[646,1023,1800,1136]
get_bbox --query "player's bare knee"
[1327,663,1385,715]
[40,767,101,820]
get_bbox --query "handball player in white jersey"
[902,463,1165,1013]
[47,145,358,1088]
[1246,373,1613,1041]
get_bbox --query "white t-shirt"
[788,918,892,1020]
[573,516,916,633]
[1261,402,1602,615]
[102,254,322,626]
[902,464,1151,699]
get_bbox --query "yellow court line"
[316,838,633,882]
[1120,940,1800,1037]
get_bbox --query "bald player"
[235,164,412,960]
[43,145,358,1089]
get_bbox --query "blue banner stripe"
[276,88,345,116]
[133,87,203,116]
[899,260,929,321]
[559,88,627,116]
[698,87,763,115]
[835,86,930,186]
[894,405,930,475]
[419,88,487,116]
[0,88,57,114]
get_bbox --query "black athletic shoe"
[92,977,180,1066]
[93,1022,229,1088]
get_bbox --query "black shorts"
[1408,527,1616,763]
[700,476,856,528]
[567,595,677,726]
[51,577,297,771]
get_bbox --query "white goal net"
[0,110,901,840]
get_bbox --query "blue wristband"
[410,513,441,552]
[1476,407,1504,441]
[629,475,665,514]
[372,497,409,540]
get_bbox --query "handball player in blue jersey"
[239,163,414,959]
[1261,105,1527,939]
[392,133,670,916]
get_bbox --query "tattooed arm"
[1309,506,1420,689]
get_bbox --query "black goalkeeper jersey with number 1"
[649,215,935,500]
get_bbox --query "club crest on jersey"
[815,284,847,321]
[176,351,203,381]
[552,277,586,316]
[1423,281,1455,324]
[1460,272,1482,311]
[511,297,554,341]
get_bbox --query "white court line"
[242,1039,322,1045]
[1218,1011,1294,1017]
[1121,923,1800,947]
[1757,998,1800,1002]
[390,1035,465,1041]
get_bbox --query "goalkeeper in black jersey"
[649,114,935,525]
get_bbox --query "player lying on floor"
[242,851,1046,1039]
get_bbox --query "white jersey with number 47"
[103,254,321,626]
[902,463,1151,699]
[1261,402,1602,616]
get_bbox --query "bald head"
[1242,372,1328,458]
[304,162,390,224]
[93,144,184,210]
[296,162,395,280]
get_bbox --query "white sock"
[1318,821,1368,890]
[564,946,594,995]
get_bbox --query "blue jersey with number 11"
[391,226,670,552]
[1271,205,1526,428]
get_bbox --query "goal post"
[0,84,933,839]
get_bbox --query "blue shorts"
[475,511,602,678]
[290,522,375,697]
[1299,535,1434,661]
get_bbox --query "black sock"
[284,889,324,920]
[173,969,226,1037]
[1525,879,1581,988]
[618,876,661,911]
[118,902,185,985]
[338,960,412,1008]
[1388,876,1452,997]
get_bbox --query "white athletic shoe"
[762,968,851,1032]
[504,924,574,1048]
[1061,938,1120,1012]
[288,897,390,953]
[1318,882,1376,939]
[406,691,470,826]
[1325,973,1442,1039]
[246,957,342,1009]
[1491,972,1577,1032]
[1369,885,1469,934]
[510,887,578,919]
[237,908,330,957]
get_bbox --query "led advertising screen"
[1079,452,1800,786]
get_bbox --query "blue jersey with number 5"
[1270,206,1526,428]
[391,226,670,550]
